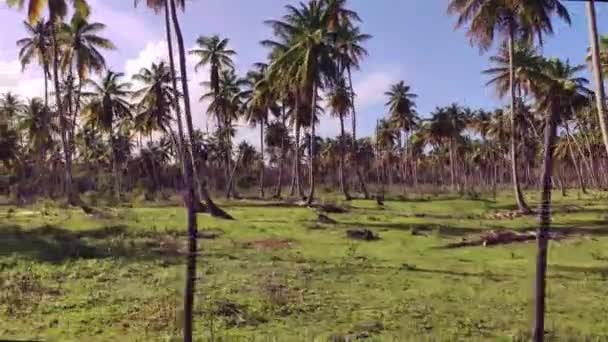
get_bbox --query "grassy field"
[2,191,608,341]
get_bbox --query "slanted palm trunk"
[169,0,230,219]
[50,19,75,204]
[306,82,317,206]
[566,130,587,194]
[508,28,531,214]
[291,100,303,199]
[347,65,369,199]
[587,0,608,158]
[259,122,265,198]
[43,62,49,108]
[533,102,559,342]
[339,114,351,200]
[449,138,456,192]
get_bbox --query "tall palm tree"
[132,62,174,138]
[266,0,337,205]
[242,66,276,198]
[16,19,51,107]
[585,1,608,159]
[448,0,570,214]
[386,81,418,189]
[190,35,236,132]
[7,0,91,204]
[528,58,589,341]
[327,78,352,199]
[81,71,132,199]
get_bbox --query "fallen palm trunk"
[441,230,563,249]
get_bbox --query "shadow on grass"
[0,224,184,264]
[551,264,608,277]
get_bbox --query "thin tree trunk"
[51,18,75,204]
[169,0,230,219]
[347,65,369,199]
[274,103,286,198]
[306,82,317,206]
[533,103,558,342]
[565,124,587,194]
[259,122,265,198]
[43,62,49,108]
[339,114,351,200]
[449,138,456,192]
[587,0,608,158]
[508,27,531,214]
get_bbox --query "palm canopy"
[189,35,236,92]
[132,62,175,135]
[18,97,57,152]
[201,69,246,125]
[483,41,546,98]
[385,81,418,132]
[82,71,132,132]
[327,78,351,119]
[16,19,51,73]
[447,0,570,51]
[0,92,25,124]
[58,13,115,80]
[7,0,90,23]
[241,67,277,128]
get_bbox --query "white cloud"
[0,59,45,100]
[354,69,402,109]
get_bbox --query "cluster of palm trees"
[3,0,608,340]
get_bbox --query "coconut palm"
[266,0,337,205]
[327,78,352,199]
[0,93,25,127]
[132,62,174,138]
[81,71,132,199]
[0,123,20,168]
[16,20,52,107]
[19,98,56,170]
[448,0,571,214]
[527,57,588,341]
[8,0,91,204]
[242,66,277,198]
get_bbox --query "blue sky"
[1,0,607,143]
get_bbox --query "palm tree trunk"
[508,27,531,214]
[169,0,230,219]
[586,0,608,158]
[347,65,369,199]
[565,124,587,194]
[259,122,265,198]
[293,94,303,199]
[533,102,559,342]
[167,1,198,341]
[306,82,317,206]
[50,18,75,204]
[43,62,49,108]
[339,114,351,200]
[274,103,286,198]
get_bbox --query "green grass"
[2,191,608,341]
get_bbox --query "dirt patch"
[440,230,564,249]
[245,239,295,250]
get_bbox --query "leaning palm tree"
[16,19,51,107]
[327,78,352,200]
[448,0,571,214]
[81,71,132,199]
[7,0,91,204]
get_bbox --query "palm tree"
[19,98,56,177]
[585,1,608,159]
[7,0,91,204]
[58,13,114,119]
[327,78,352,199]
[448,0,571,214]
[265,119,290,197]
[386,81,418,189]
[266,0,337,205]
[16,19,51,107]
[528,58,589,340]
[0,123,20,169]
[190,35,236,132]
[132,62,174,139]
[0,93,25,127]
[81,71,132,199]
[242,66,276,198]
